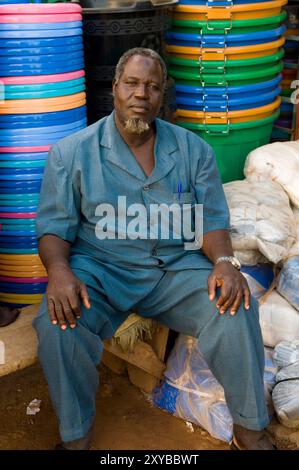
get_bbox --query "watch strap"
[215,256,241,270]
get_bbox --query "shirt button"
[143,184,150,191]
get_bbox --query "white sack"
[224,180,296,264]
[234,250,268,266]
[244,140,299,209]
[287,208,299,258]
[259,290,299,348]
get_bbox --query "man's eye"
[126,81,137,86]
[149,84,160,91]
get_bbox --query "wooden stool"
[0,306,170,394]
[102,316,169,393]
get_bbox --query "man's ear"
[112,79,117,96]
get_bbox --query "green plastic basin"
[177,111,279,183]
[167,50,284,86]
[171,11,287,34]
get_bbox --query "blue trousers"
[33,267,269,442]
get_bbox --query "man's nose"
[134,84,147,98]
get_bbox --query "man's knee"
[218,294,262,341]
[234,295,260,328]
[32,296,64,347]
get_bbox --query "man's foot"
[231,424,277,450]
[0,306,20,328]
[55,421,94,450]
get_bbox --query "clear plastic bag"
[272,362,299,428]
[241,264,274,300]
[152,335,276,442]
[273,340,299,369]
[277,257,299,312]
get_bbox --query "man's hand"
[208,262,250,315]
[46,266,90,329]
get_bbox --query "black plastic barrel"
[80,0,177,124]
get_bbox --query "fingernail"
[245,305,250,310]
[220,309,225,314]
[52,321,57,325]
[230,311,236,316]
[209,295,213,300]
[70,324,76,329]
[61,325,67,330]
[76,316,81,319]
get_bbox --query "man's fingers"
[54,301,67,330]
[79,283,90,309]
[61,297,77,329]
[208,275,217,301]
[68,288,82,319]
[216,284,232,313]
[230,290,243,316]
[219,287,238,314]
[47,297,58,325]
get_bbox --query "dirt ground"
[0,362,229,451]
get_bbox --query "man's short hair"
[114,47,167,92]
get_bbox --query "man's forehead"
[122,55,163,80]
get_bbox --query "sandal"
[0,307,20,328]
[230,425,277,450]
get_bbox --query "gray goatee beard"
[124,118,150,135]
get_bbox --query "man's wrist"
[47,261,71,276]
[214,256,241,270]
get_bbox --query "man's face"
[112,54,164,133]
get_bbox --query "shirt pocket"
[172,190,195,204]
[171,191,196,242]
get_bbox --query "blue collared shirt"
[37,112,230,283]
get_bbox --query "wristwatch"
[215,256,241,270]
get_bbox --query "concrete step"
[0,305,39,378]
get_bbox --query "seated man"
[33,48,275,450]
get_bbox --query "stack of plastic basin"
[166,0,287,182]
[272,1,299,141]
[0,3,87,308]
[0,1,30,4]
